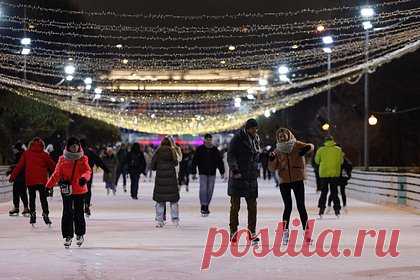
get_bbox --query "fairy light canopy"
[0,0,419,134]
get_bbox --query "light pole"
[322,36,334,123]
[361,6,375,169]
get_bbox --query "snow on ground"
[0,173,419,280]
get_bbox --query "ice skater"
[9,137,56,226]
[102,147,118,195]
[268,128,314,245]
[192,134,225,216]
[152,137,180,228]
[46,137,92,248]
[227,119,261,244]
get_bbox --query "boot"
[282,229,289,246]
[9,207,19,216]
[30,212,36,224]
[42,213,52,225]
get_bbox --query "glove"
[79,177,87,186]
[299,145,311,157]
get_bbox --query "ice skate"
[29,212,36,226]
[155,221,164,228]
[76,235,84,247]
[249,232,260,247]
[282,229,289,246]
[9,208,19,216]
[85,206,91,218]
[21,208,30,217]
[42,213,52,227]
[64,237,72,249]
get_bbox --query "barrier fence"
[306,166,420,209]
[0,166,13,203]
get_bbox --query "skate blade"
[9,214,19,217]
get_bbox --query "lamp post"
[361,6,375,169]
[322,36,334,123]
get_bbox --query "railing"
[0,166,13,203]
[305,166,420,209]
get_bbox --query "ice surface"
[0,173,419,280]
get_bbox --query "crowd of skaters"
[5,118,352,248]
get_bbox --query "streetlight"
[64,64,76,75]
[20,37,31,81]
[322,123,330,131]
[368,115,378,126]
[361,6,375,168]
[322,35,334,123]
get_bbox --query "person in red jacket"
[9,137,56,226]
[46,137,91,249]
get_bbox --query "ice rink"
[0,173,419,280]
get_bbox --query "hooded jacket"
[314,139,344,178]
[10,138,56,187]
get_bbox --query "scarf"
[276,139,296,154]
[63,148,84,161]
[243,128,262,154]
[275,128,296,154]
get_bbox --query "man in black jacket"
[227,119,261,243]
[115,144,128,192]
[192,134,225,216]
[80,139,110,216]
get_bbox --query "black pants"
[229,196,257,234]
[328,184,347,207]
[279,181,308,230]
[62,194,86,238]
[318,178,341,213]
[130,173,140,198]
[13,181,28,209]
[262,167,271,180]
[116,166,127,186]
[28,185,49,215]
[85,179,93,207]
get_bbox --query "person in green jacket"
[315,136,344,218]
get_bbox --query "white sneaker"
[325,206,332,214]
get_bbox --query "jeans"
[279,181,308,230]
[318,178,341,213]
[28,185,49,215]
[12,181,28,209]
[155,202,179,222]
[199,175,216,206]
[61,194,86,238]
[130,173,140,198]
[229,196,257,234]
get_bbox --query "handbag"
[59,160,78,196]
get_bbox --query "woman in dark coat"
[126,143,146,199]
[151,137,180,227]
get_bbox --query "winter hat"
[245,118,258,129]
[66,137,80,149]
[204,133,212,139]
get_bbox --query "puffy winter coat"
[315,140,344,178]
[268,141,314,184]
[46,155,92,195]
[151,145,179,203]
[10,139,56,187]
[227,129,261,198]
[102,154,118,184]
